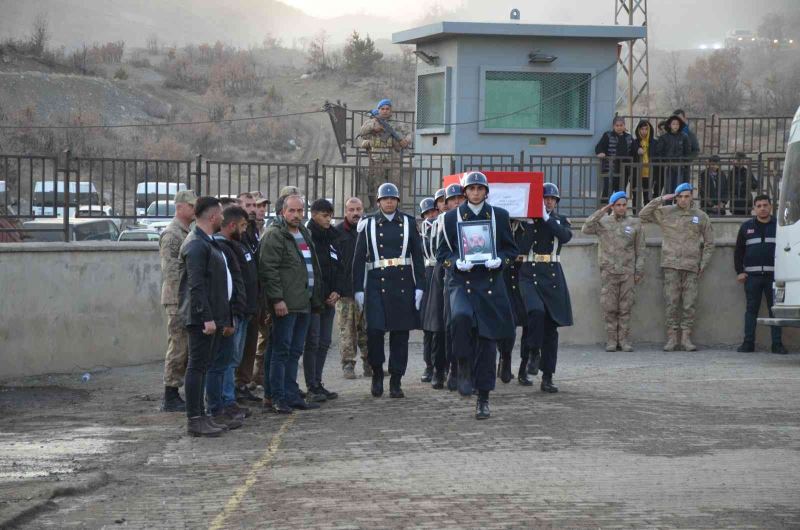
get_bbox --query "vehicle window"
[778,142,800,226]
[75,222,118,241]
[23,225,68,242]
[146,202,175,216]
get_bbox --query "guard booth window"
[417,72,446,130]
[483,71,591,131]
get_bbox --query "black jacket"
[734,217,776,275]
[306,218,342,301]
[595,130,634,173]
[334,219,359,297]
[656,130,692,158]
[699,168,730,207]
[179,227,233,328]
[216,234,259,317]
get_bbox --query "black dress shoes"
[475,399,490,420]
[498,353,512,383]
[420,366,433,383]
[517,359,533,386]
[389,375,405,398]
[540,376,559,393]
[431,369,445,389]
[371,373,384,397]
[528,350,541,376]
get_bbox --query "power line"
[0,109,325,131]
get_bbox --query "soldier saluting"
[353,183,425,399]
[438,172,518,420]
[517,183,573,393]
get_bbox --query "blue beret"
[377,99,392,109]
[674,182,693,195]
[608,191,627,205]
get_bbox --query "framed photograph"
[458,220,496,264]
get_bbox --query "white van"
[759,105,800,328]
[135,182,186,216]
[32,181,101,217]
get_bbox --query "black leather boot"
[475,391,490,420]
[446,363,458,391]
[161,386,186,412]
[517,358,533,386]
[540,374,559,393]
[187,416,223,437]
[457,357,473,397]
[420,365,433,383]
[371,366,384,397]
[498,351,512,383]
[389,375,405,398]
[431,368,445,389]
[528,349,541,376]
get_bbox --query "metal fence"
[0,149,787,241]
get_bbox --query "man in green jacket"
[258,194,323,413]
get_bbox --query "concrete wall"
[413,35,619,156]
[1,237,796,379]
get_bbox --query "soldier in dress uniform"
[441,183,466,392]
[434,188,447,214]
[418,197,441,383]
[517,183,573,393]
[438,172,518,419]
[353,183,425,398]
[497,219,534,386]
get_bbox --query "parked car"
[138,200,175,232]
[135,182,186,216]
[118,228,160,242]
[32,181,102,217]
[76,204,122,229]
[22,218,120,242]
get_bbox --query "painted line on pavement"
[209,416,295,530]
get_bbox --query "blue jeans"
[303,305,335,389]
[269,312,311,405]
[223,316,250,407]
[206,316,243,416]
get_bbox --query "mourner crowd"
[158,100,788,438]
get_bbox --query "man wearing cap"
[159,189,197,412]
[442,183,465,391]
[640,183,714,351]
[358,99,412,209]
[418,197,444,384]
[516,183,573,393]
[582,191,646,352]
[353,182,425,399]
[438,172,517,419]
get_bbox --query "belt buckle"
[385,258,398,267]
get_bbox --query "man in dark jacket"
[734,195,786,354]
[303,199,342,402]
[673,109,701,156]
[730,152,758,215]
[657,115,693,193]
[178,196,231,437]
[334,197,369,379]
[259,194,323,413]
[699,155,729,216]
[595,117,634,202]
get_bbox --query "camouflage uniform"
[336,297,368,369]
[160,218,190,388]
[582,209,645,350]
[358,117,411,209]
[639,197,714,349]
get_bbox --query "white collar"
[468,201,484,215]
[382,211,396,222]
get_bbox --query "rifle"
[375,117,405,144]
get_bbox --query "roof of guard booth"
[392,22,646,45]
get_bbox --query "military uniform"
[582,207,645,351]
[358,117,411,209]
[438,198,518,416]
[353,203,425,397]
[639,196,714,350]
[420,212,447,386]
[516,212,573,390]
[160,217,191,389]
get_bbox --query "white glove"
[456,259,474,271]
[354,292,364,310]
[542,201,550,222]
[484,257,502,270]
[414,289,424,310]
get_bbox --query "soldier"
[497,219,534,386]
[438,172,518,419]
[442,183,466,392]
[418,197,438,382]
[640,183,714,351]
[159,189,197,412]
[353,183,425,398]
[517,183,573,393]
[358,99,412,209]
[419,197,447,386]
[582,191,646,352]
[434,187,446,214]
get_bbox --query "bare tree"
[685,49,744,113]
[307,31,330,72]
[146,34,159,55]
[662,51,689,112]
[29,13,49,57]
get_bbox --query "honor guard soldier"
[418,197,441,383]
[497,219,534,386]
[441,183,466,392]
[517,183,573,393]
[353,183,425,398]
[434,188,447,214]
[438,172,518,419]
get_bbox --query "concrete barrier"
[1,235,797,379]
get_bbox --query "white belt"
[517,254,561,263]
[366,257,410,270]
[744,265,774,273]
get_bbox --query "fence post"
[62,149,71,242]
[756,151,763,195]
[519,150,525,171]
[194,154,202,194]
[313,158,320,201]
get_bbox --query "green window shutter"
[417,73,445,130]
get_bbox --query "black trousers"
[526,310,558,377]
[423,330,433,367]
[497,327,531,361]
[186,327,221,419]
[744,274,782,345]
[367,329,409,376]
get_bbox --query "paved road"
[1,338,799,528]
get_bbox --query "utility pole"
[615,0,650,116]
